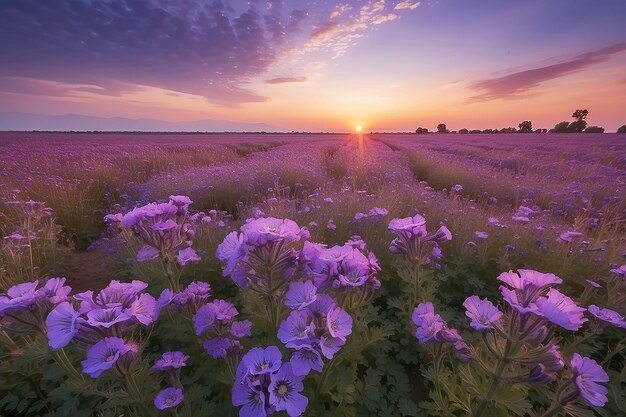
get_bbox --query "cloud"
[265,77,308,84]
[468,43,626,102]
[395,1,421,10]
[0,0,309,105]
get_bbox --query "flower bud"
[528,364,556,384]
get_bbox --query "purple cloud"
[265,77,308,84]
[0,0,308,105]
[468,43,626,102]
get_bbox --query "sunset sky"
[1,0,625,132]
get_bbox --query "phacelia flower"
[588,305,626,328]
[153,351,189,371]
[535,289,587,331]
[81,337,126,378]
[177,247,201,266]
[570,353,609,407]
[326,307,353,341]
[154,387,184,410]
[46,301,79,349]
[463,295,503,330]
[285,281,317,311]
[242,346,282,376]
[268,363,308,417]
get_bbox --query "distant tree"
[469,129,482,134]
[618,125,626,133]
[518,120,532,133]
[572,109,589,121]
[554,121,570,133]
[483,129,493,134]
[459,128,468,134]
[567,120,587,132]
[500,127,517,133]
[415,127,429,134]
[584,126,604,133]
[437,123,449,133]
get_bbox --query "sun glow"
[355,125,363,133]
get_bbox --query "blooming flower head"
[570,353,609,407]
[535,288,587,331]
[414,313,446,343]
[154,387,184,410]
[96,280,148,307]
[208,299,238,321]
[285,281,317,311]
[498,269,563,314]
[46,301,79,349]
[37,277,71,304]
[231,320,253,338]
[242,346,282,376]
[203,337,231,359]
[127,293,159,325]
[388,214,427,237]
[194,304,216,335]
[268,363,308,417]
[177,247,201,266]
[588,305,626,328]
[153,351,189,371]
[241,217,304,246]
[232,374,267,417]
[463,295,503,330]
[306,294,336,318]
[289,345,324,376]
[81,337,126,378]
[326,306,352,341]
[86,306,131,328]
[278,310,315,345]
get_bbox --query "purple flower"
[242,346,282,376]
[175,281,211,306]
[232,377,267,417]
[127,293,159,325]
[194,304,216,335]
[208,299,238,321]
[137,245,160,262]
[96,280,148,307]
[152,219,178,231]
[203,337,231,359]
[278,311,315,345]
[474,231,489,239]
[499,286,539,314]
[86,307,131,328]
[319,336,345,359]
[46,302,79,349]
[388,214,427,237]
[326,307,352,341]
[285,281,317,310]
[463,295,503,330]
[609,265,626,277]
[153,351,189,371]
[81,337,126,378]
[412,302,435,325]
[154,387,184,410]
[306,294,336,318]
[241,217,303,246]
[38,278,71,304]
[0,281,39,315]
[414,313,445,343]
[570,353,609,407]
[588,305,626,328]
[177,247,201,266]
[498,269,562,291]
[231,320,253,338]
[289,345,324,376]
[268,363,308,417]
[535,289,587,331]
[216,231,248,276]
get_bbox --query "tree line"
[415,110,626,134]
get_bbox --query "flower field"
[1,131,625,417]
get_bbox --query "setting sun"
[355,125,363,133]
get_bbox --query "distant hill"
[0,112,283,132]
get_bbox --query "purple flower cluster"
[300,239,380,291]
[278,289,352,376]
[108,195,200,267]
[388,213,451,262]
[157,281,211,319]
[570,353,609,407]
[412,302,470,362]
[216,217,309,290]
[194,299,252,359]
[81,337,138,378]
[45,279,159,351]
[232,346,308,417]
[152,351,188,410]
[498,269,587,331]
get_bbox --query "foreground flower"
[326,307,353,341]
[46,301,79,349]
[269,363,308,417]
[241,217,304,246]
[242,346,282,376]
[154,387,184,410]
[232,379,267,417]
[153,351,189,371]
[462,295,502,330]
[570,353,609,407]
[535,289,587,331]
[81,337,126,378]
[588,305,626,328]
[285,281,317,310]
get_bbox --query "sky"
[1,0,625,132]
